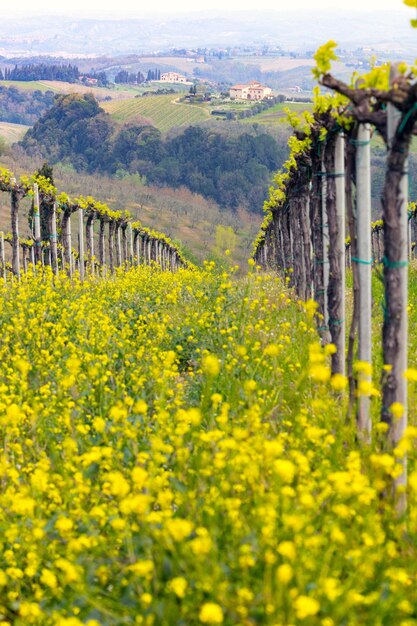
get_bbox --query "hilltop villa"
[229,80,272,101]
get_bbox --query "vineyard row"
[0,167,192,282]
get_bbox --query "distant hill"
[102,94,209,133]
[19,92,289,212]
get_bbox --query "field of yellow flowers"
[1,263,417,626]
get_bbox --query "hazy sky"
[6,0,411,16]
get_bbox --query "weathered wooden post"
[99,218,106,271]
[121,224,128,264]
[333,132,346,374]
[86,214,95,276]
[10,178,20,278]
[116,224,122,267]
[62,211,73,277]
[109,221,115,272]
[78,208,85,282]
[50,202,59,275]
[0,231,5,284]
[322,151,330,339]
[134,231,140,265]
[355,123,373,440]
[22,245,28,274]
[384,65,409,511]
[408,211,412,260]
[129,223,134,265]
[147,238,152,264]
[33,183,42,265]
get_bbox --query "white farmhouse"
[229,80,272,101]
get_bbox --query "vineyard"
[240,101,313,127]
[3,27,417,626]
[102,94,209,132]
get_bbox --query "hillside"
[102,94,210,132]
[0,153,259,267]
[18,93,288,214]
[0,121,29,143]
[0,79,144,101]
[240,101,313,127]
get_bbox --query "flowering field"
[1,264,417,625]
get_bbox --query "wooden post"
[0,231,5,284]
[129,223,134,265]
[109,221,115,272]
[22,245,28,274]
[10,179,20,278]
[33,183,42,265]
[78,208,85,282]
[408,211,412,260]
[322,152,330,340]
[301,192,313,300]
[86,215,95,276]
[134,232,140,265]
[146,237,151,265]
[356,123,373,441]
[99,218,106,270]
[63,212,72,277]
[385,65,408,510]
[50,202,59,275]
[334,132,346,374]
[122,225,128,264]
[162,244,167,271]
[116,225,122,267]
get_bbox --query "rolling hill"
[102,94,209,132]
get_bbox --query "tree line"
[19,93,288,212]
[114,69,162,84]
[2,64,80,83]
[0,64,108,86]
[115,70,146,84]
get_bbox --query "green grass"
[240,101,313,127]
[1,266,417,624]
[0,121,30,144]
[0,80,136,101]
[102,94,209,132]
